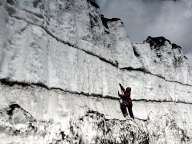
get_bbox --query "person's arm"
[118,91,124,98]
[119,83,125,93]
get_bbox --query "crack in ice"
[7,4,118,68]
[121,67,192,87]
[1,79,192,105]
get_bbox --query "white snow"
[0,0,192,143]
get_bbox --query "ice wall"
[0,0,192,143]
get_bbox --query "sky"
[96,0,192,59]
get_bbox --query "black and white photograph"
[0,0,192,143]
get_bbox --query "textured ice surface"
[0,81,192,143]
[0,103,191,144]
[0,104,150,144]
[0,0,192,143]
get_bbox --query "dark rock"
[133,45,140,57]
[87,0,100,8]
[172,43,182,50]
[5,4,16,15]
[7,0,15,5]
[33,0,42,8]
[0,78,30,87]
[100,14,121,30]
[7,103,21,116]
[145,36,171,49]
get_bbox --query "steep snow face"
[0,0,192,143]
[1,16,192,103]
[0,0,141,69]
[1,0,191,87]
[0,0,192,100]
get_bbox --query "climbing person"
[118,83,134,119]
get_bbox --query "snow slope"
[0,0,192,143]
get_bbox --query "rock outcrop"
[133,36,191,85]
[0,0,192,143]
[0,103,190,144]
[0,104,149,144]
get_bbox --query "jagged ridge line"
[1,79,192,105]
[8,8,192,88]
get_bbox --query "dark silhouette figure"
[118,83,134,119]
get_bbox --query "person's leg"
[120,103,128,117]
[128,105,134,119]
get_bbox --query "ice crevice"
[1,78,192,105]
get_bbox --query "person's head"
[125,87,131,95]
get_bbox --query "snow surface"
[0,0,192,143]
[0,86,191,143]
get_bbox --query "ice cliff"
[0,0,192,143]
